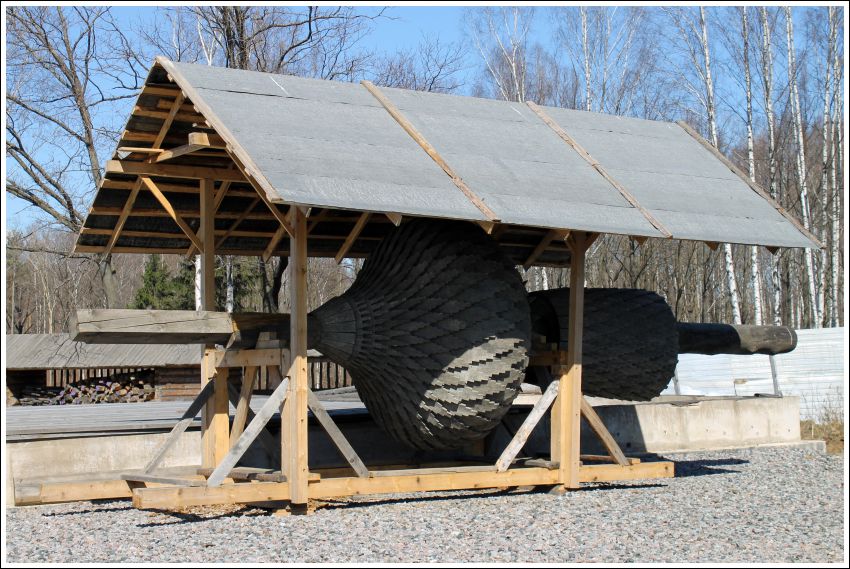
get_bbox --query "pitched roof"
[74,58,818,266]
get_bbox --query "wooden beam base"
[129,461,673,510]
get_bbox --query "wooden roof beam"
[102,178,143,256]
[524,229,571,269]
[106,160,246,182]
[335,212,371,263]
[140,176,203,251]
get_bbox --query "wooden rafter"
[335,212,371,263]
[106,160,245,182]
[102,178,143,256]
[139,176,203,251]
[152,93,186,149]
[262,225,289,262]
[524,229,570,269]
[384,212,402,226]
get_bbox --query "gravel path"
[5,446,844,563]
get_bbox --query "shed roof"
[74,58,818,266]
[6,334,202,370]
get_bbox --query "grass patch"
[800,419,844,454]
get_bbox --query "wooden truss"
[32,224,673,512]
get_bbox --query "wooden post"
[199,178,228,468]
[284,206,309,509]
[551,231,587,490]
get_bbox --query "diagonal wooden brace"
[143,380,216,474]
[207,378,290,487]
[496,380,561,472]
[307,388,369,478]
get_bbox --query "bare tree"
[370,35,467,93]
[739,7,765,324]
[784,6,822,326]
[756,6,784,325]
[466,6,535,103]
[5,6,145,307]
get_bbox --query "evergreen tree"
[130,255,195,310]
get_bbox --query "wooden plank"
[121,474,205,487]
[143,380,215,473]
[495,380,560,472]
[361,80,499,222]
[307,388,369,478]
[152,93,185,149]
[141,85,182,98]
[524,229,570,269]
[526,101,671,239]
[188,132,227,148]
[207,377,290,487]
[140,177,203,251]
[102,178,143,256]
[285,207,309,506]
[230,366,257,444]
[579,461,673,483]
[106,160,245,182]
[117,147,165,154]
[370,465,495,477]
[675,120,822,248]
[40,480,136,504]
[133,105,204,125]
[71,308,233,344]
[216,349,282,369]
[154,142,209,163]
[133,467,562,508]
[580,454,640,465]
[580,397,629,467]
[335,212,371,263]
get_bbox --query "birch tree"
[699,7,743,325]
[740,7,764,324]
[756,6,783,325]
[784,6,822,326]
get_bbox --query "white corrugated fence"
[665,327,845,420]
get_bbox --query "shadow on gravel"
[669,457,749,478]
[135,507,269,527]
[41,503,135,517]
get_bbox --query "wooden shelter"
[61,57,818,513]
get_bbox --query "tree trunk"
[785,6,822,327]
[98,256,120,308]
[700,7,742,325]
[741,8,763,325]
[759,7,782,325]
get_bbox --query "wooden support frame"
[335,212,371,263]
[551,231,588,489]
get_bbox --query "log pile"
[53,371,156,404]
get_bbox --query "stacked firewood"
[53,371,156,405]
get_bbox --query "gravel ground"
[5,446,844,563]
